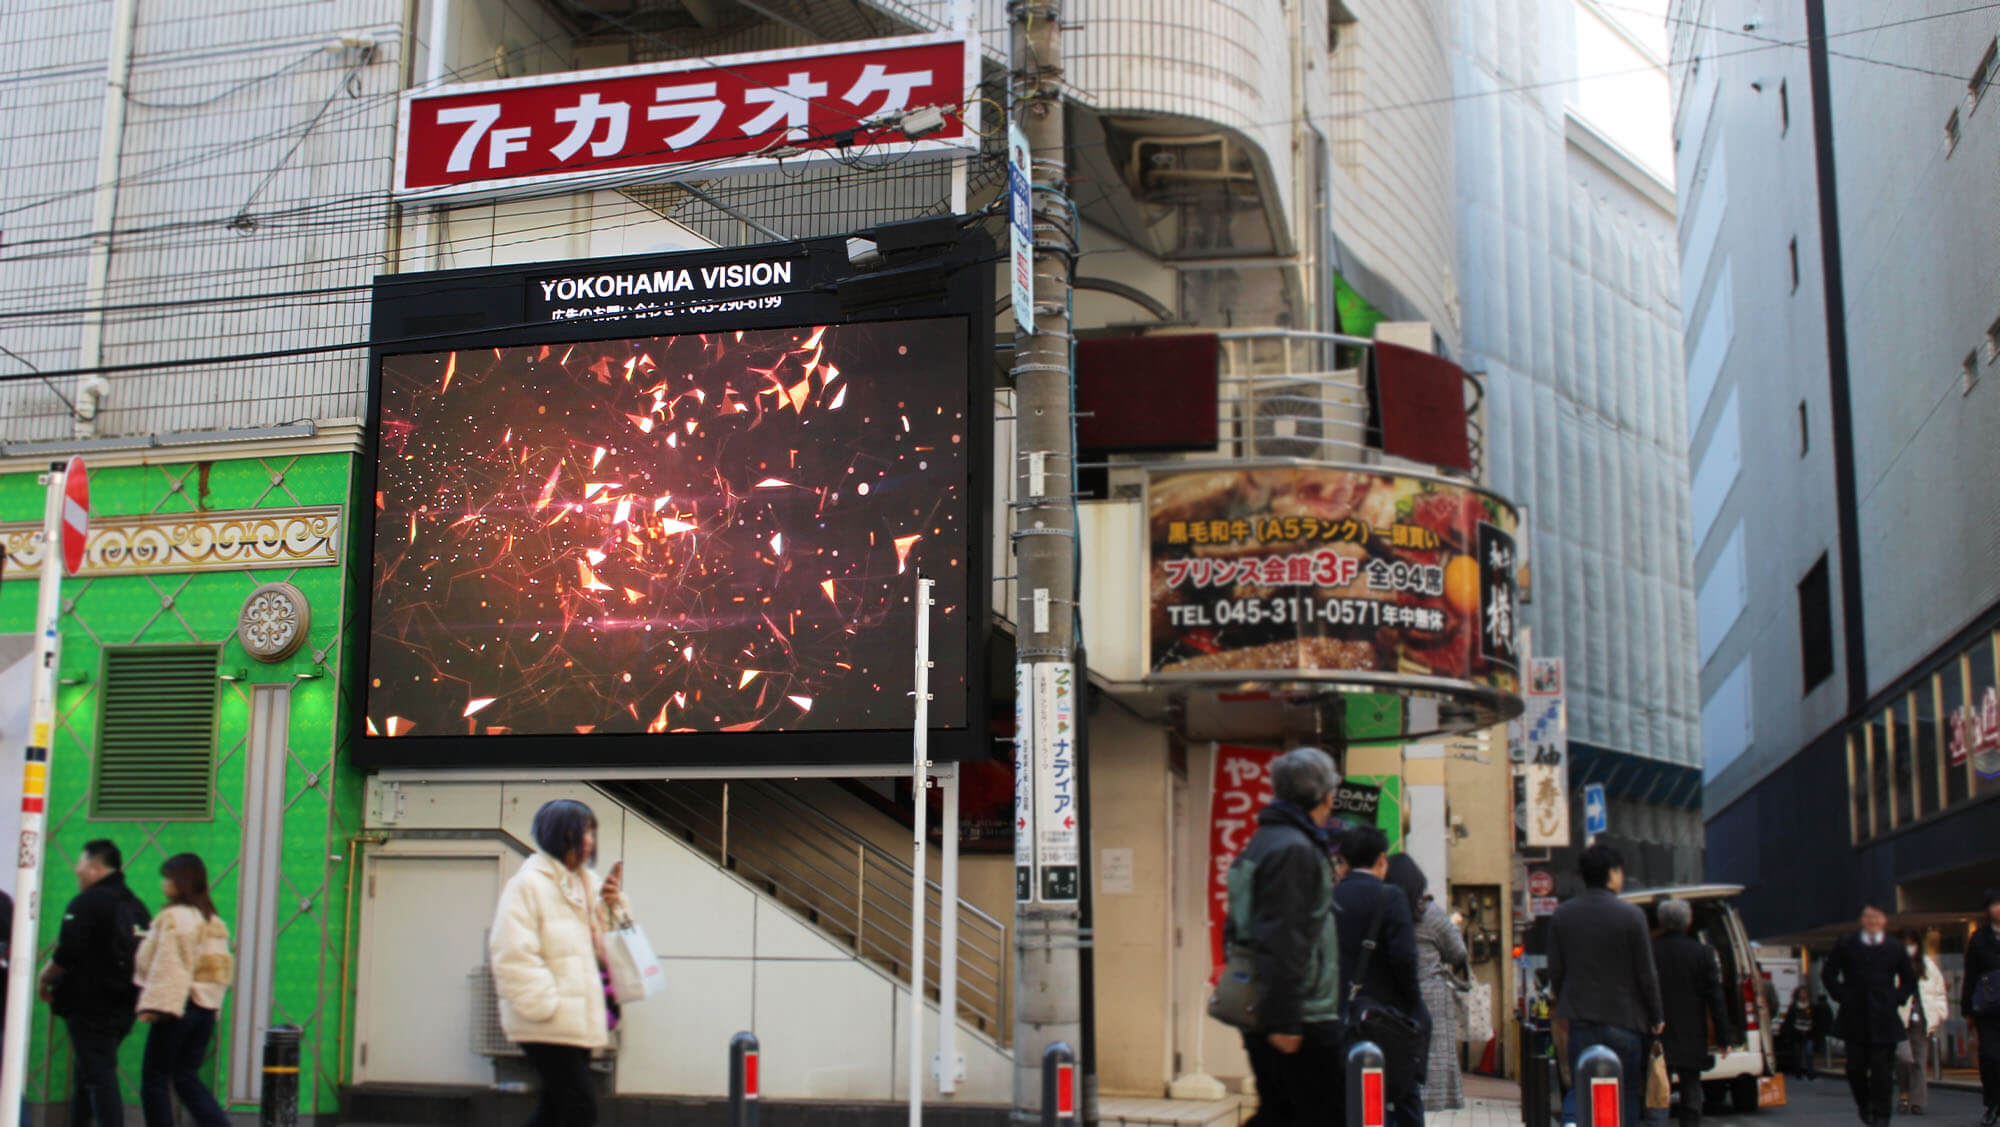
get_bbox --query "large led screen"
[366,317,973,747]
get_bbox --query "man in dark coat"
[1548,844,1662,1127]
[1226,747,1345,1127]
[1821,904,1916,1127]
[1334,825,1428,1127]
[1963,888,2000,1126]
[38,840,150,1127]
[1652,898,1726,1127]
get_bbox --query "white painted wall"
[357,780,1012,1103]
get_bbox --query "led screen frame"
[356,232,994,769]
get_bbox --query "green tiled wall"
[0,453,363,1116]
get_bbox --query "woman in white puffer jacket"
[490,799,626,1127]
[1896,927,1951,1116]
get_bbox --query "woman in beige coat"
[491,799,625,1127]
[133,853,232,1127]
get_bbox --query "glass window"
[1943,656,1971,808]
[1978,634,2000,798]
[1891,698,1916,827]
[1867,720,1891,837]
[1848,734,1868,843]
[1912,684,1940,818]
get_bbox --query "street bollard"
[1574,1044,1623,1127]
[729,1032,760,1127]
[1345,1041,1385,1127]
[1041,1042,1076,1127]
[260,1024,301,1127]
[1544,1056,1561,1127]
[1518,1025,1545,1127]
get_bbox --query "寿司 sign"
[396,34,978,198]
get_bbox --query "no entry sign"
[60,457,88,576]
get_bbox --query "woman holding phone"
[491,799,626,1126]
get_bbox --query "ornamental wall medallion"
[238,582,310,663]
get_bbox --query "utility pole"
[1009,0,1084,1123]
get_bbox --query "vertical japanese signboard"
[1207,745,1278,980]
[1014,663,1035,902]
[1516,657,1569,848]
[1032,662,1079,903]
[1008,121,1034,336]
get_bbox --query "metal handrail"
[596,779,1010,1041]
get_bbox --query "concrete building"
[0,0,1685,1119]
[1674,0,2000,960]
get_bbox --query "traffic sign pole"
[0,458,83,1126]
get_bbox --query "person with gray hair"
[1220,746,1343,1127]
[1651,898,1727,1127]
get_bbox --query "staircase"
[597,778,1012,1044]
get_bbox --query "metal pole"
[909,576,934,1127]
[260,1024,303,1127]
[1575,1044,1623,1127]
[937,762,960,1095]
[730,1031,760,1127]
[0,464,69,1127]
[1346,1041,1385,1127]
[419,0,453,270]
[1010,0,1082,1119]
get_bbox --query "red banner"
[1208,745,1278,983]
[398,36,975,196]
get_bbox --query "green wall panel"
[1,453,363,1116]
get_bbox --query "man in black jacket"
[38,840,150,1127]
[1961,888,2000,1126]
[1334,825,1427,1127]
[1652,898,1726,1127]
[1225,747,1344,1127]
[1548,844,1661,1127]
[1821,904,1916,1127]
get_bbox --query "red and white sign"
[1948,685,2000,767]
[1527,868,1554,898]
[60,457,88,576]
[397,35,977,198]
[1208,745,1278,982]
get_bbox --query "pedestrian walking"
[1335,827,1429,1127]
[491,798,629,1127]
[1962,888,2000,1126]
[1651,898,1726,1127]
[1547,844,1662,1127]
[1386,853,1467,1112]
[1821,904,1916,1127]
[1893,928,1946,1116]
[1779,986,1823,1079]
[1219,748,1344,1127]
[37,840,150,1127]
[134,853,234,1127]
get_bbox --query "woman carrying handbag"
[132,854,234,1127]
[490,799,630,1127]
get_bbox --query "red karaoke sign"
[397,35,977,197]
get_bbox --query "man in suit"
[1822,904,1917,1127]
[1335,825,1428,1127]
[1548,844,1662,1127]
[1652,898,1727,1127]
[1958,889,2000,1126]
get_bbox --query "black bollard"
[1041,1042,1076,1127]
[1518,1024,1543,1127]
[1574,1044,1623,1127]
[1543,1056,1561,1127]
[260,1024,302,1127]
[729,1032,760,1127]
[1345,1040,1385,1127]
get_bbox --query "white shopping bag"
[1462,979,1494,1046]
[605,910,665,1004]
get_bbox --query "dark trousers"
[521,1042,598,1127]
[1242,1022,1344,1127]
[141,1005,229,1127]
[1670,1065,1703,1127]
[1805,1038,1822,1079]
[1569,1021,1645,1127]
[1978,1017,2000,1109]
[65,1013,134,1127]
[1845,1041,1896,1124]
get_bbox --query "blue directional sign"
[1583,783,1607,836]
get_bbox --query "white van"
[1621,884,1778,1111]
